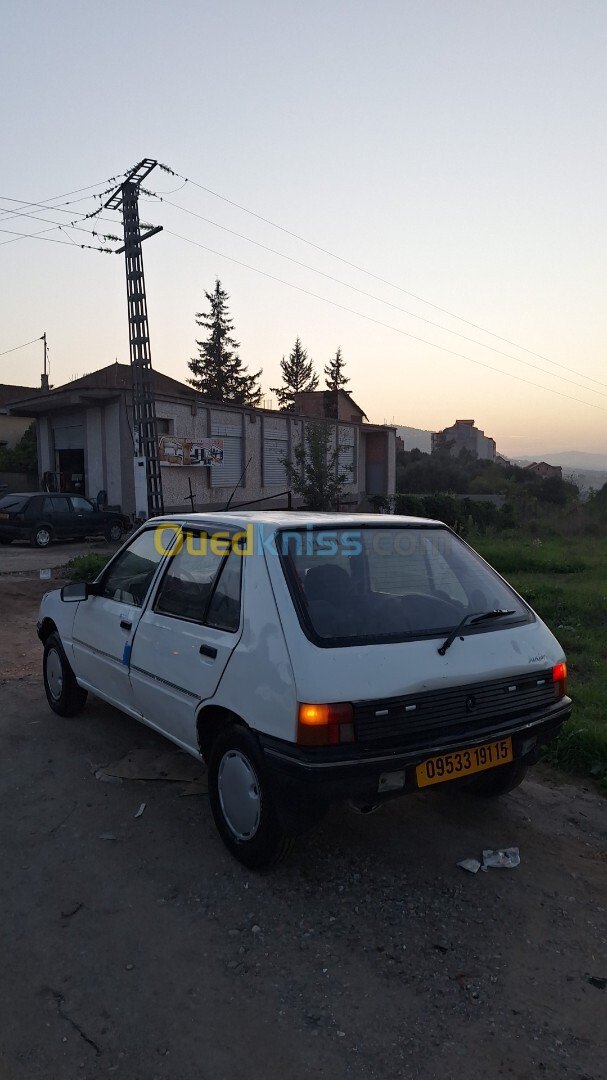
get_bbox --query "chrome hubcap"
[46,648,63,701]
[217,750,261,841]
[37,529,50,546]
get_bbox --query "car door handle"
[120,619,132,631]
[199,643,217,659]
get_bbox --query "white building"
[9,363,396,515]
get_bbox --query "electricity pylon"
[105,159,164,518]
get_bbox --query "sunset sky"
[2,0,607,458]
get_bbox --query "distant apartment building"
[431,419,496,462]
[524,461,562,481]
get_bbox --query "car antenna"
[225,456,253,511]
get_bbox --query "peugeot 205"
[37,513,571,868]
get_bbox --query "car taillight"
[297,702,355,747]
[552,662,567,697]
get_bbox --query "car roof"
[145,511,445,530]
[1,492,73,498]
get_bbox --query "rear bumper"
[0,525,29,540]
[260,698,571,826]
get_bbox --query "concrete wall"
[155,401,360,514]
[0,471,37,493]
[85,407,104,497]
[37,417,53,477]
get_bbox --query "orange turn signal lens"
[297,702,354,746]
[299,703,331,727]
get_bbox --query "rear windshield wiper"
[438,609,516,656]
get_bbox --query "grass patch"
[65,552,109,581]
[471,531,607,792]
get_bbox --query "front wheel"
[104,521,124,543]
[208,726,295,870]
[43,633,88,717]
[31,524,53,548]
[465,760,528,797]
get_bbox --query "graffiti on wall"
[158,436,224,466]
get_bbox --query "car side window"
[206,550,242,633]
[71,496,95,513]
[155,534,225,623]
[43,496,70,515]
[101,530,164,607]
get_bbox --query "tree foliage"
[324,347,349,418]
[324,346,349,392]
[0,422,38,473]
[283,421,350,510]
[187,279,262,406]
[270,337,318,411]
[396,447,579,507]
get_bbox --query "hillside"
[395,425,433,452]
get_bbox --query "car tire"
[43,633,88,717]
[30,523,53,548]
[208,725,296,870]
[104,522,124,543]
[465,760,528,797]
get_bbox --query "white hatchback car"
[38,513,571,868]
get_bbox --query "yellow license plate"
[416,737,513,788]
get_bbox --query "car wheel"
[43,632,88,717]
[105,521,124,543]
[208,725,296,870]
[465,760,528,797]
[30,524,53,548]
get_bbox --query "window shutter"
[210,418,243,488]
[263,422,288,486]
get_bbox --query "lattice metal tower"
[106,160,164,517]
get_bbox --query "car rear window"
[279,526,531,646]
[0,496,29,512]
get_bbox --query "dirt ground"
[0,539,116,575]
[0,575,606,1080]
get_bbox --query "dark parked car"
[0,493,130,548]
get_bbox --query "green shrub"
[65,553,109,581]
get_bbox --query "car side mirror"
[61,582,92,602]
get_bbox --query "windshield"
[0,496,28,512]
[280,526,531,645]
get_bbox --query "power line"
[145,188,607,400]
[161,162,607,392]
[0,226,117,253]
[0,175,126,222]
[0,197,122,230]
[0,335,43,358]
[166,228,607,416]
[0,204,122,243]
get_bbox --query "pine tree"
[187,280,262,406]
[282,421,350,510]
[270,337,318,411]
[324,347,350,418]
